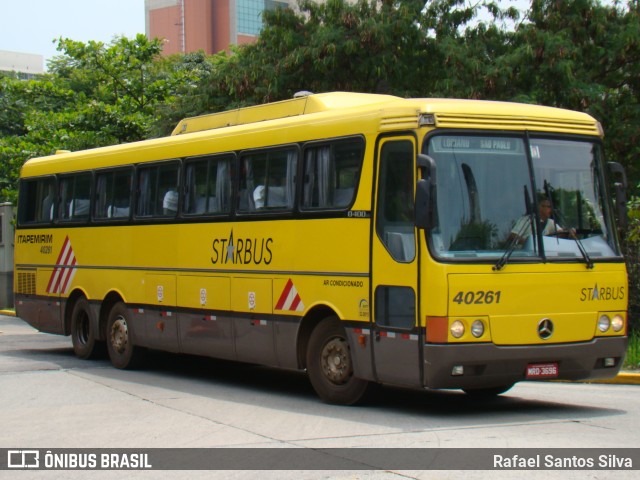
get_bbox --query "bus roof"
[171,92,601,137]
[171,92,400,135]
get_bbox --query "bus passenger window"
[302,138,364,210]
[94,168,132,220]
[238,148,297,213]
[184,155,231,215]
[135,162,180,218]
[59,173,91,221]
[17,177,56,224]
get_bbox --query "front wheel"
[106,302,143,369]
[306,317,370,405]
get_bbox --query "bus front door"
[370,137,422,387]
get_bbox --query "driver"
[510,199,566,244]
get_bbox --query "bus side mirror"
[608,162,628,229]
[415,154,437,230]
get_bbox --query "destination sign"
[430,136,523,153]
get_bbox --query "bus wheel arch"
[304,313,371,405]
[67,290,99,360]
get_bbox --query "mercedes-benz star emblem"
[538,318,554,340]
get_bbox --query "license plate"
[526,362,559,379]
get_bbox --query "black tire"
[462,384,514,397]
[106,302,143,369]
[306,317,370,405]
[70,297,98,360]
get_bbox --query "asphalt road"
[0,314,638,480]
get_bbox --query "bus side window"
[94,168,132,220]
[18,177,56,224]
[184,155,232,215]
[376,141,415,262]
[302,138,364,210]
[59,173,92,222]
[136,162,180,218]
[238,148,296,213]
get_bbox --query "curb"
[585,372,640,385]
[0,309,638,385]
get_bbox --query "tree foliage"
[0,35,188,202]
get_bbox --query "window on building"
[236,0,288,36]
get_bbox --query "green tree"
[46,34,174,146]
[0,35,191,202]
[419,0,519,99]
[149,51,220,137]
[498,1,640,180]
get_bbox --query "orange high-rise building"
[145,0,294,55]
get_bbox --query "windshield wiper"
[494,212,532,271]
[495,186,533,271]
[571,232,594,269]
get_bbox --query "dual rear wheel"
[70,297,141,369]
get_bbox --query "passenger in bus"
[163,189,178,215]
[253,185,265,209]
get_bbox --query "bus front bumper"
[423,336,628,390]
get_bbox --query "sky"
[0,0,145,69]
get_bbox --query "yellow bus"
[14,92,629,404]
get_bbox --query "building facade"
[145,0,294,55]
[0,50,44,79]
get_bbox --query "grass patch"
[624,329,640,370]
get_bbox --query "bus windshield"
[426,134,620,261]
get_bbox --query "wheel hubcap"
[320,337,352,385]
[110,315,128,354]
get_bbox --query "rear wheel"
[306,317,370,405]
[71,297,98,359]
[106,302,143,369]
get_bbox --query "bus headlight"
[471,320,485,338]
[598,315,611,332]
[611,315,624,332]
[451,320,465,338]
